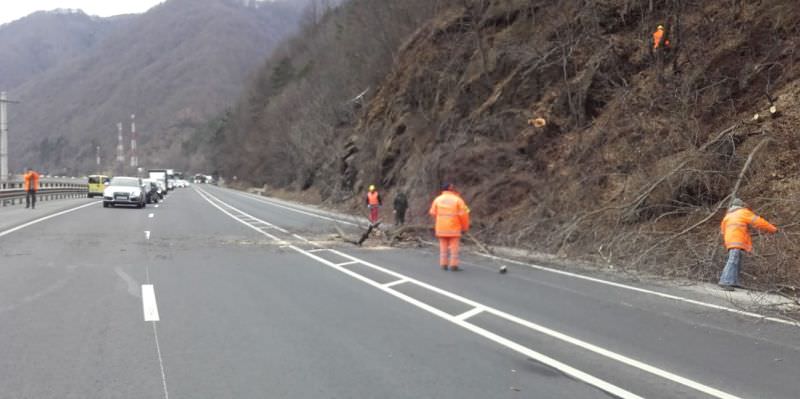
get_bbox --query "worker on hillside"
[652,25,671,50]
[393,191,408,226]
[718,198,777,291]
[366,184,382,224]
[23,167,40,209]
[429,183,470,271]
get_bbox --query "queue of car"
[92,169,196,209]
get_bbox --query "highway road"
[1,185,799,398]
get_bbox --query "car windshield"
[110,177,140,187]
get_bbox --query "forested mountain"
[0,9,132,91]
[194,0,800,288]
[5,0,303,173]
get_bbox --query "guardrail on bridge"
[0,180,88,207]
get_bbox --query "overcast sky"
[0,1,166,26]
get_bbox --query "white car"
[103,177,147,208]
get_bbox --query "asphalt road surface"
[1,186,799,399]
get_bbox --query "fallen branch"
[634,137,772,265]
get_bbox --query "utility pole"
[1,91,20,182]
[96,145,101,167]
[116,122,125,175]
[129,114,138,169]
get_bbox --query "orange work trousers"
[438,237,460,267]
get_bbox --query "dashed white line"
[152,322,170,399]
[145,231,151,240]
[148,213,155,218]
[142,284,160,322]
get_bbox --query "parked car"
[103,176,146,208]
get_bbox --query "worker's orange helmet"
[657,25,664,30]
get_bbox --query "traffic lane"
[0,197,95,232]
[337,246,800,399]
[194,187,800,397]
[146,191,616,398]
[149,243,612,399]
[0,201,163,398]
[201,185,365,236]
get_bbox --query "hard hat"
[657,25,664,30]
[729,198,747,210]
[532,117,547,128]
[368,185,375,191]
[441,182,454,191]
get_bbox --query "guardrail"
[0,180,88,207]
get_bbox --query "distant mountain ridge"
[3,0,303,174]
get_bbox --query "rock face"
[214,0,800,286]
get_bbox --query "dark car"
[142,179,161,204]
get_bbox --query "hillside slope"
[205,0,800,288]
[7,0,302,174]
[0,10,130,91]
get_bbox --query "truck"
[147,169,169,197]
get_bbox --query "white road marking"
[228,188,359,226]
[334,261,358,267]
[455,306,486,321]
[475,253,800,328]
[0,201,100,238]
[148,213,154,218]
[142,284,160,322]
[152,322,170,399]
[145,231,151,240]
[197,191,645,399]
[155,205,159,208]
[383,279,408,288]
[115,267,141,298]
[199,190,747,399]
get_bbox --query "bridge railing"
[0,180,88,207]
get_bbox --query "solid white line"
[455,306,486,321]
[194,189,282,242]
[475,253,800,328]
[228,188,359,226]
[287,245,643,399]
[383,279,408,288]
[142,284,160,322]
[196,188,289,233]
[308,249,329,253]
[0,201,100,238]
[199,193,642,399]
[148,213,154,218]
[324,250,743,399]
[152,322,170,399]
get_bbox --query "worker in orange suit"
[429,183,470,271]
[23,167,40,209]
[366,184,382,224]
[652,25,670,50]
[719,198,777,291]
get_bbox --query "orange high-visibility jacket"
[23,171,40,192]
[653,29,670,49]
[721,207,777,252]
[367,191,381,206]
[429,190,470,238]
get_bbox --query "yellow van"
[88,175,110,198]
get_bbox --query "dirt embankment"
[313,0,800,290]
